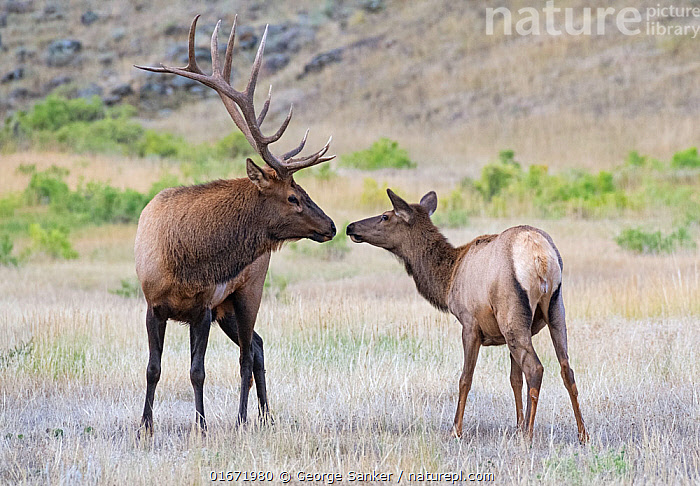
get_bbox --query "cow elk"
[133,15,336,433]
[346,190,588,442]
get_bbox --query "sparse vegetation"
[340,138,416,170]
[27,223,78,260]
[0,234,19,266]
[109,278,142,299]
[1,95,254,166]
[616,226,696,254]
[670,146,700,169]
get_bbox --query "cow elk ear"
[387,188,413,223]
[246,158,271,190]
[419,191,438,216]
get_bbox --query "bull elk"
[133,15,336,433]
[346,190,588,442]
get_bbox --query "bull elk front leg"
[140,306,167,435]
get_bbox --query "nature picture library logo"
[485,1,700,38]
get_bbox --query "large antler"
[135,15,334,178]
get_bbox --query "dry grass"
[0,210,698,484]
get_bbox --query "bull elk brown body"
[347,190,588,442]
[134,15,336,433]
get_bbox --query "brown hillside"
[0,0,698,171]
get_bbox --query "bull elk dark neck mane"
[159,178,284,288]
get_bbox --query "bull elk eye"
[288,195,299,205]
[381,214,389,221]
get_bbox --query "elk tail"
[534,255,549,294]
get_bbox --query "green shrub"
[0,195,21,218]
[0,234,19,266]
[213,132,254,159]
[18,95,104,132]
[297,162,337,181]
[670,147,700,169]
[21,167,149,225]
[359,178,391,209]
[463,151,628,218]
[147,174,181,199]
[24,166,71,205]
[67,183,148,224]
[625,151,647,167]
[432,189,470,228]
[340,138,416,170]
[0,95,252,163]
[474,161,520,201]
[109,278,142,298]
[55,118,145,155]
[28,224,78,260]
[136,129,189,158]
[615,226,696,254]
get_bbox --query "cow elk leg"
[509,352,525,429]
[506,332,543,441]
[452,320,481,438]
[548,289,589,443]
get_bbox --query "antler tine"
[223,15,237,82]
[186,14,203,74]
[263,104,293,144]
[134,15,205,77]
[135,15,334,179]
[285,136,335,172]
[246,25,268,98]
[211,20,222,76]
[256,85,272,126]
[282,128,309,161]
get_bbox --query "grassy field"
[0,150,698,485]
[0,1,698,481]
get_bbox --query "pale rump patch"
[512,231,561,303]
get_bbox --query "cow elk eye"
[381,214,389,221]
[288,195,299,205]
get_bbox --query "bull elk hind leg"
[214,260,272,424]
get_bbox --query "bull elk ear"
[387,188,413,222]
[419,191,437,216]
[246,158,271,190]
